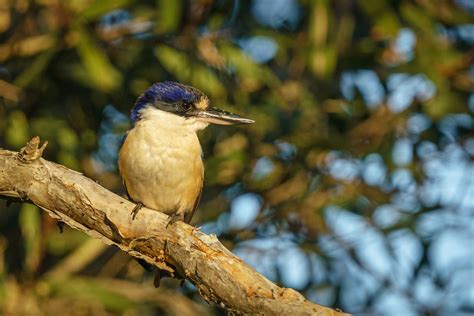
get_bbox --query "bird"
[118,81,254,226]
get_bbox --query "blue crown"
[131,81,199,123]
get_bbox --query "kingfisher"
[118,81,254,226]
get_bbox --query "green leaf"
[5,111,29,149]
[156,0,183,33]
[75,28,122,91]
[218,44,280,90]
[154,45,190,81]
[19,204,42,276]
[14,50,56,88]
[77,0,132,21]
[154,45,226,98]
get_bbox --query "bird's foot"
[57,221,65,234]
[191,226,201,234]
[131,202,143,220]
[166,212,185,228]
[153,268,183,288]
[153,269,162,288]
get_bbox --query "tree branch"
[0,137,349,316]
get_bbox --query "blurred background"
[0,0,473,315]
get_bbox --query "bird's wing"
[184,176,203,224]
[118,132,138,204]
[122,179,135,202]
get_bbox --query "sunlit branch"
[0,137,349,316]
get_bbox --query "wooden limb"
[0,137,349,316]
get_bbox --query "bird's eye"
[181,102,192,111]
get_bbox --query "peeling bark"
[0,137,349,316]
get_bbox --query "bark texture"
[0,137,349,316]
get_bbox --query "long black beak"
[190,107,255,125]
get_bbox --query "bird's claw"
[57,221,65,234]
[166,212,184,228]
[153,269,162,288]
[131,202,143,220]
[153,268,183,288]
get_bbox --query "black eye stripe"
[152,100,195,114]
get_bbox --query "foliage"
[0,0,473,315]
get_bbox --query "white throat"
[138,106,209,132]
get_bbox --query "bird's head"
[131,81,254,128]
